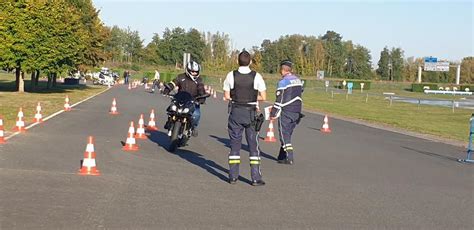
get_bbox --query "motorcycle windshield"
[174,91,193,105]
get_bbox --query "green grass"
[202,75,471,143]
[0,73,107,133]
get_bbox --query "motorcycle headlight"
[183,108,189,113]
[171,105,177,111]
[177,108,183,113]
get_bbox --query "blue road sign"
[424,57,437,63]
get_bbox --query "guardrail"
[424,90,472,95]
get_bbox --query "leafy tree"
[321,30,346,77]
[250,46,262,72]
[376,47,391,80]
[391,47,404,81]
[142,33,160,64]
[104,25,127,62]
[0,1,34,92]
[66,0,108,68]
[123,28,143,63]
[460,57,473,83]
[346,45,372,79]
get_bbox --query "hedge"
[411,83,438,92]
[412,83,474,92]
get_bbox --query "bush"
[143,71,153,78]
[160,72,179,82]
[336,80,371,90]
[411,83,438,92]
[118,63,131,70]
[131,64,140,72]
[459,85,474,92]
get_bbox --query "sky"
[93,0,473,64]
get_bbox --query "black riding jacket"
[169,73,206,104]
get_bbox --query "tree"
[321,30,346,77]
[0,1,34,92]
[123,28,143,63]
[0,0,105,91]
[376,47,391,80]
[261,39,279,73]
[346,45,372,79]
[403,57,423,82]
[66,0,108,68]
[104,25,127,62]
[460,57,474,83]
[250,46,262,72]
[391,47,404,81]
[185,28,206,63]
[157,27,187,66]
[142,33,160,64]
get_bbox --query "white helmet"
[185,60,200,80]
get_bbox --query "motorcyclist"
[163,60,207,136]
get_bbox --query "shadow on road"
[402,146,460,163]
[209,135,278,162]
[147,130,251,184]
[308,127,322,131]
[146,129,170,151]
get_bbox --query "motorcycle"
[164,91,209,152]
[92,72,115,86]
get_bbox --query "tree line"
[1,1,473,93]
[0,0,108,92]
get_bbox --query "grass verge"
[203,75,471,144]
[0,73,107,135]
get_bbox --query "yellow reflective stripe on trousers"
[250,160,260,165]
[229,160,241,164]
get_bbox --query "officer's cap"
[280,60,293,68]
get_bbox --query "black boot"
[228,178,238,184]
[164,119,172,130]
[277,147,286,161]
[251,180,266,186]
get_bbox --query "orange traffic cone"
[64,95,71,111]
[13,108,26,132]
[78,136,100,176]
[0,117,5,144]
[123,121,139,151]
[33,102,43,123]
[109,98,119,115]
[264,119,277,142]
[135,114,146,139]
[321,115,332,133]
[146,109,158,131]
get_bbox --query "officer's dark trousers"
[277,110,300,161]
[228,107,262,181]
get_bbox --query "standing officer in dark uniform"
[270,60,303,165]
[223,51,267,186]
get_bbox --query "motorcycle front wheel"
[168,121,181,152]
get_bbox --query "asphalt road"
[1,84,473,229]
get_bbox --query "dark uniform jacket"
[270,74,303,117]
